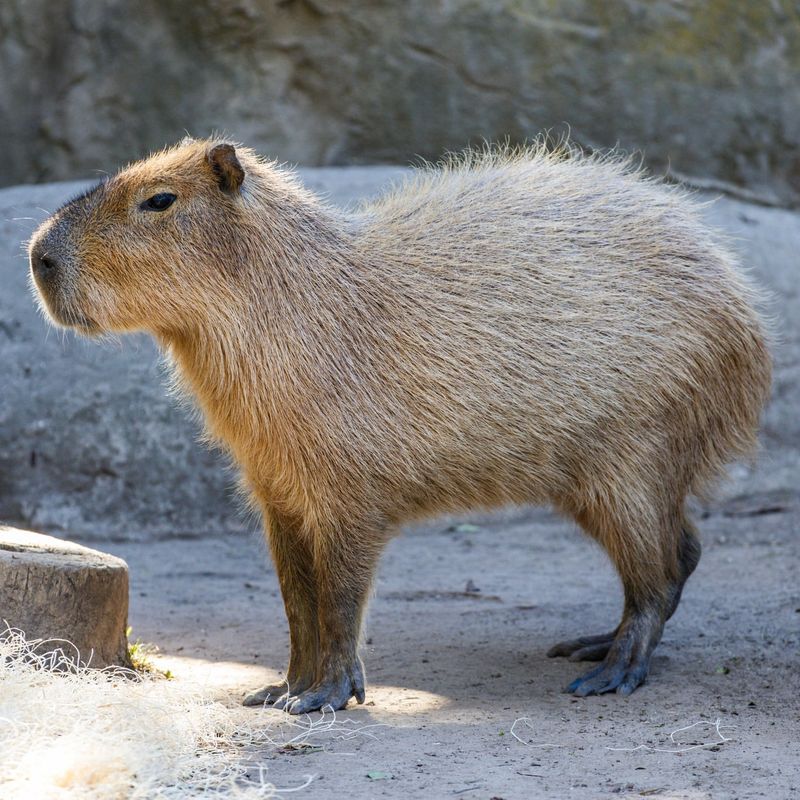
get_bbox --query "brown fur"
[28,138,772,710]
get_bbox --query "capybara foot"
[283,660,366,714]
[563,618,659,696]
[547,629,618,662]
[565,655,649,696]
[243,679,303,707]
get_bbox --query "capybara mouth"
[62,309,100,334]
[48,303,101,334]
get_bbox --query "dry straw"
[0,626,381,799]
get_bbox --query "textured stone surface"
[0,168,797,541]
[1,1,799,202]
[0,169,405,540]
[0,526,129,667]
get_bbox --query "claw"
[558,615,659,696]
[279,658,365,714]
[243,683,290,707]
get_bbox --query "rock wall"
[1,0,799,202]
[0,168,405,540]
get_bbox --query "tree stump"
[0,526,130,668]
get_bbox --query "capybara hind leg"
[549,516,701,672]
[553,503,692,695]
[244,512,319,707]
[284,525,386,715]
[665,519,701,620]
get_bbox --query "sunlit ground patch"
[151,652,452,717]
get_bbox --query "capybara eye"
[140,193,177,212]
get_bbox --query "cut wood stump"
[0,525,130,668]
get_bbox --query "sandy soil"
[92,494,798,800]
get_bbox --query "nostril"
[34,253,58,280]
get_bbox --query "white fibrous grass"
[0,627,382,799]
[0,627,277,798]
[605,718,735,753]
[510,716,735,755]
[509,718,564,749]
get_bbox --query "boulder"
[0,526,129,668]
[0,170,404,540]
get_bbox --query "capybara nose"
[31,248,59,284]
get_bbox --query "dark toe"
[284,666,363,714]
[566,655,650,697]
[286,684,351,715]
[242,683,290,706]
[567,641,613,662]
[565,663,608,695]
[547,630,618,659]
[270,692,293,710]
[616,662,649,696]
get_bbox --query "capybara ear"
[207,143,245,194]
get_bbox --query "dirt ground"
[88,495,798,800]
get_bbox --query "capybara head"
[28,139,257,335]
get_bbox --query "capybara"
[29,138,771,713]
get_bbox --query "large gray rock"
[0,1,798,203]
[0,169,797,540]
[0,182,241,538]
[0,526,129,667]
[0,169,405,539]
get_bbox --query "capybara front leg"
[284,526,384,715]
[243,511,319,707]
